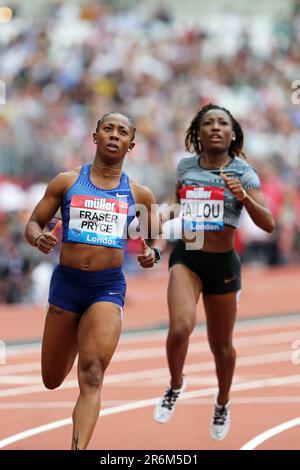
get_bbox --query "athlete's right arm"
[25,173,70,253]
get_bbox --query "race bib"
[179,186,224,231]
[68,195,128,248]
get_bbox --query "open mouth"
[209,135,222,142]
[107,144,119,151]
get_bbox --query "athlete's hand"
[36,220,62,254]
[223,175,247,202]
[137,238,156,268]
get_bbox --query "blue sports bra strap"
[122,172,130,187]
[78,164,90,183]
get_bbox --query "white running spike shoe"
[154,376,187,423]
[210,398,231,441]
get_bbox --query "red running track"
[0,264,300,450]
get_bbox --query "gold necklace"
[92,163,122,178]
[200,155,232,176]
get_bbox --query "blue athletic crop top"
[61,164,135,249]
[177,156,261,230]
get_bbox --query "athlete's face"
[198,110,235,153]
[93,114,135,160]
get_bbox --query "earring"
[232,137,236,141]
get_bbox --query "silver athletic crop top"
[177,156,261,230]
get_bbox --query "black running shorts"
[169,241,241,295]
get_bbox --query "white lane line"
[240,417,300,450]
[5,315,300,357]
[0,402,75,409]
[0,350,293,397]
[118,321,300,345]
[133,375,233,387]
[181,396,300,405]
[0,380,78,398]
[0,376,41,385]
[0,362,41,375]
[5,345,41,357]
[114,330,300,361]
[2,395,300,411]
[0,400,131,409]
[1,374,300,449]
[2,328,299,376]
[119,316,300,342]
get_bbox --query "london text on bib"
[68,195,128,248]
[179,186,224,231]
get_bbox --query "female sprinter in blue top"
[154,104,275,441]
[25,112,160,450]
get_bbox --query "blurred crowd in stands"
[0,0,300,303]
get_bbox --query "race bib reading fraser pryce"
[179,186,224,231]
[68,195,128,248]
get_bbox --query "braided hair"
[95,112,136,141]
[185,103,245,159]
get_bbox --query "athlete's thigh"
[203,292,239,346]
[41,304,80,380]
[78,301,122,370]
[167,264,203,328]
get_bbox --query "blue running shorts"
[48,264,126,315]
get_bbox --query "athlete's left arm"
[223,175,275,233]
[242,188,275,233]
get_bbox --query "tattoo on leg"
[49,305,65,316]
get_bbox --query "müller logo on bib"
[71,196,128,212]
[180,186,224,201]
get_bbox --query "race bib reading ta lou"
[179,186,224,231]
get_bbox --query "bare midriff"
[182,224,236,252]
[60,243,124,271]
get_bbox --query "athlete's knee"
[42,374,64,390]
[210,343,236,360]
[169,319,195,342]
[79,359,104,389]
